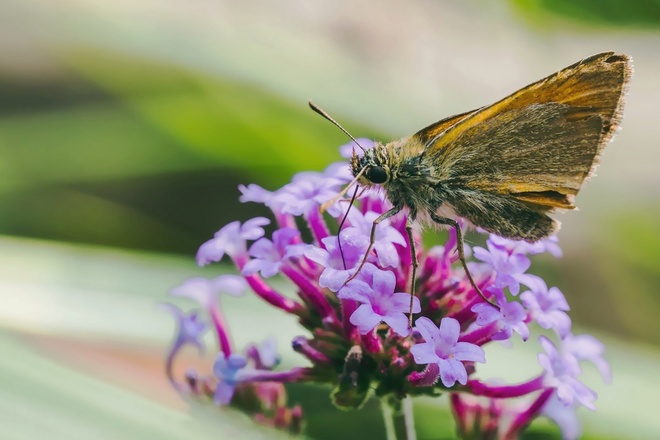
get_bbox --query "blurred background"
[1,0,659,439]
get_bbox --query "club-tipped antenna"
[308,101,366,153]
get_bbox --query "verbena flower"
[562,333,611,383]
[305,231,370,292]
[473,235,540,295]
[410,317,485,387]
[471,291,530,341]
[541,393,582,440]
[338,263,420,336]
[538,336,598,410]
[163,141,610,438]
[343,210,407,268]
[521,280,571,337]
[242,228,305,278]
[213,353,249,405]
[196,218,270,265]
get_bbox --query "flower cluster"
[162,140,609,439]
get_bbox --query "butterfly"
[312,51,632,316]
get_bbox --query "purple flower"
[339,138,374,158]
[473,236,538,295]
[538,336,597,410]
[213,353,249,405]
[411,317,486,387]
[160,304,207,390]
[240,160,358,217]
[170,275,249,356]
[170,275,248,307]
[562,333,611,383]
[343,210,406,268]
[535,236,563,258]
[275,169,346,217]
[238,183,274,205]
[541,393,582,440]
[304,231,370,292]
[161,304,207,354]
[338,264,420,336]
[197,218,270,266]
[323,161,354,182]
[247,338,280,370]
[242,228,305,278]
[520,281,571,338]
[487,235,561,258]
[213,353,305,406]
[472,292,530,341]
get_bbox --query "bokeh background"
[1,1,659,439]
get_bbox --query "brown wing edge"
[586,52,634,180]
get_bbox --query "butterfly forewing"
[423,52,630,152]
[404,51,632,241]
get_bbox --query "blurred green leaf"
[0,51,380,252]
[511,0,660,28]
[62,50,374,179]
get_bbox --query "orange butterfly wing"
[416,52,632,210]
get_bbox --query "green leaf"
[510,0,660,28]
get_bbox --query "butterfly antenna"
[308,101,366,153]
[336,185,360,270]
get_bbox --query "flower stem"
[381,398,397,440]
[403,396,417,440]
[381,397,417,440]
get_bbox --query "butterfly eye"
[367,166,388,184]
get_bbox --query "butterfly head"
[351,143,391,187]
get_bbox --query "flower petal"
[414,317,440,345]
[391,293,421,313]
[453,342,486,363]
[240,217,270,240]
[410,342,439,365]
[213,381,237,405]
[438,317,460,346]
[438,358,467,387]
[337,280,373,303]
[383,314,411,336]
[371,269,396,294]
[349,304,382,334]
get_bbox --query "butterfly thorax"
[352,139,442,217]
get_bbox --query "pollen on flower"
[162,142,609,438]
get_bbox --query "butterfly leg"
[404,215,419,328]
[429,213,499,309]
[344,207,401,284]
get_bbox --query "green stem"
[380,396,417,440]
[403,396,417,440]
[381,398,397,440]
